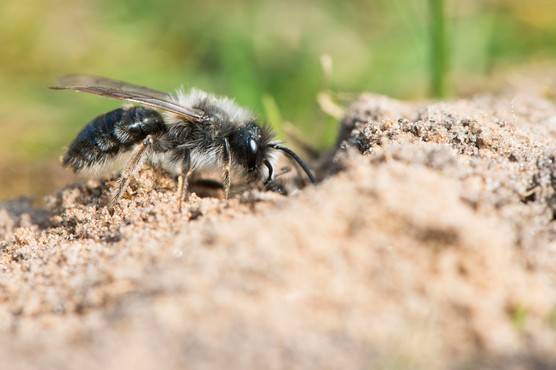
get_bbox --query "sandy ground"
[2,89,556,369]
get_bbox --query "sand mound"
[1,92,556,369]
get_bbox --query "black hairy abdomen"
[63,106,166,171]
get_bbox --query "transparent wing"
[50,75,207,122]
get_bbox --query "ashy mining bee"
[51,75,316,208]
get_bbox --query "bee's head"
[228,122,275,180]
[228,121,316,187]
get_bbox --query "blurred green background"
[1,0,556,200]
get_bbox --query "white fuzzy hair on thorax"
[170,88,255,124]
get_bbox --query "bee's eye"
[229,123,262,171]
[247,137,258,169]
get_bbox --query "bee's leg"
[266,143,316,185]
[263,159,274,186]
[222,138,232,199]
[262,159,288,195]
[176,148,191,211]
[109,135,154,207]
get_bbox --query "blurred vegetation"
[1,0,556,199]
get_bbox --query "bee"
[50,76,316,208]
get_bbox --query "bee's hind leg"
[109,135,155,207]
[222,138,232,199]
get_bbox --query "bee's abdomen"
[63,106,166,171]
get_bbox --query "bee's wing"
[50,75,207,122]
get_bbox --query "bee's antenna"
[267,143,317,184]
